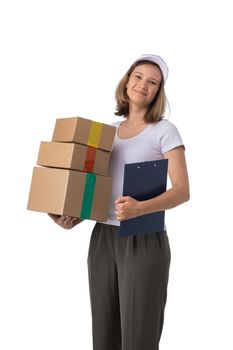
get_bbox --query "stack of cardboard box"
[27,117,116,221]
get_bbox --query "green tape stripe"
[80,173,96,219]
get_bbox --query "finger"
[115,196,124,204]
[115,203,124,210]
[71,217,79,224]
[48,213,60,220]
[63,216,74,224]
[57,216,69,224]
[63,216,80,226]
[116,196,129,204]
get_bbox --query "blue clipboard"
[119,159,168,236]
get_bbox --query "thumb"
[115,196,127,204]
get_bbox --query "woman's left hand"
[115,196,142,221]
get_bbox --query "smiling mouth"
[134,90,147,96]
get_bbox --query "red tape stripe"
[83,146,97,172]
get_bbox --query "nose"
[138,80,147,90]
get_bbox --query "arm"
[139,146,190,214]
[115,146,190,220]
[48,214,85,229]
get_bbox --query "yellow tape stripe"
[87,121,103,148]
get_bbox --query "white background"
[0,0,232,349]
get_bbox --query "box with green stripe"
[27,167,112,221]
[52,117,116,152]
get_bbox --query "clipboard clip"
[137,162,157,170]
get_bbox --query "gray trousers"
[87,222,171,350]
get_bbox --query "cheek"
[149,87,159,99]
[127,80,133,88]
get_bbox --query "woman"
[49,54,190,350]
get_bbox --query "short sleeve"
[111,120,122,127]
[158,120,184,154]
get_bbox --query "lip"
[133,90,147,96]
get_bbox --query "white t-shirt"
[98,119,184,226]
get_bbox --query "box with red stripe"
[27,167,112,221]
[37,141,111,176]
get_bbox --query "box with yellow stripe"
[27,167,112,221]
[52,117,116,152]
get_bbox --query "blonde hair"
[115,60,168,123]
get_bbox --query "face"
[126,63,162,108]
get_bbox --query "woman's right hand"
[48,213,84,230]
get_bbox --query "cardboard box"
[37,141,111,176]
[52,117,116,152]
[27,167,112,221]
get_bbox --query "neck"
[126,105,147,126]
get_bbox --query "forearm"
[138,186,190,216]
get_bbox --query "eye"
[149,80,157,85]
[134,74,142,79]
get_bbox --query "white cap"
[133,54,169,82]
